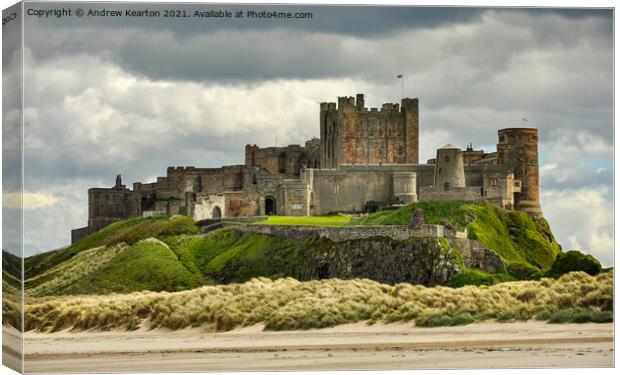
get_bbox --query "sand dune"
[11,321,613,372]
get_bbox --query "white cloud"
[3,192,59,209]
[541,186,613,267]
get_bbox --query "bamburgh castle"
[71,94,542,242]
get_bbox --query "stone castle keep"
[71,94,542,243]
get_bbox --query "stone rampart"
[419,186,482,202]
[223,223,444,241]
[221,216,268,223]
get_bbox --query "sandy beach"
[5,321,611,372]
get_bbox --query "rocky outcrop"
[410,208,425,229]
[297,237,460,286]
[448,238,506,273]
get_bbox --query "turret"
[497,128,542,217]
[434,145,465,190]
[401,98,419,164]
[356,93,364,109]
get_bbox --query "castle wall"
[71,226,90,244]
[224,191,261,217]
[193,194,226,221]
[419,186,483,202]
[133,165,247,216]
[244,142,320,175]
[280,180,310,216]
[224,223,444,241]
[482,172,517,210]
[308,169,392,214]
[305,165,426,215]
[87,184,141,234]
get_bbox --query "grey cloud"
[27,3,485,38]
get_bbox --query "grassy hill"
[355,201,561,271]
[2,250,22,289]
[19,202,570,297]
[22,224,456,296]
[24,215,200,279]
[21,216,325,296]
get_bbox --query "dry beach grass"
[23,270,612,332]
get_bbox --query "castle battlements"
[320,94,417,114]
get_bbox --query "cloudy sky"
[2,3,613,265]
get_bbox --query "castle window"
[291,203,302,210]
[444,155,450,162]
[398,145,404,156]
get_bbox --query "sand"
[6,322,613,372]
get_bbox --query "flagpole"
[401,76,405,98]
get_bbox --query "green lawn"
[256,215,352,226]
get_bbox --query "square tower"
[319,94,419,169]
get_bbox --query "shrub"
[548,308,612,324]
[416,312,475,327]
[451,268,497,287]
[450,268,515,287]
[549,250,602,277]
[496,308,532,322]
[507,262,542,280]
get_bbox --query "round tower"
[434,145,465,190]
[393,172,417,203]
[497,128,542,217]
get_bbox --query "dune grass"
[20,270,612,333]
[256,215,352,226]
